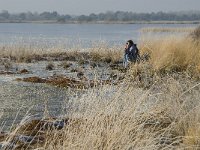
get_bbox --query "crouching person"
[123,40,140,68]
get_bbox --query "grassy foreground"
[41,81,200,149]
[1,27,200,149]
[44,30,200,149]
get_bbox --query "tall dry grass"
[190,26,200,41]
[0,45,68,62]
[126,28,200,89]
[138,34,200,77]
[88,44,123,63]
[0,43,123,63]
[141,27,195,33]
[28,78,200,150]
[2,79,200,149]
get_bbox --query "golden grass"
[0,45,61,62]
[0,44,123,64]
[138,34,200,76]
[1,75,199,149]
[125,33,200,89]
[88,43,123,63]
[141,27,195,33]
[183,124,200,148]
[21,79,199,149]
[2,68,200,149]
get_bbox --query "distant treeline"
[1,10,200,23]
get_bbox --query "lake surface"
[0,23,198,48]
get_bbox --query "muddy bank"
[16,75,117,89]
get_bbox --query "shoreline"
[0,20,200,24]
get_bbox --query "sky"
[0,0,200,15]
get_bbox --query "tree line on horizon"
[0,10,200,23]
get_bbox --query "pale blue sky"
[0,0,200,15]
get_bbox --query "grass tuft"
[46,62,55,70]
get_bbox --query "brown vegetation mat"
[0,117,73,149]
[0,69,29,75]
[18,69,29,74]
[16,75,114,89]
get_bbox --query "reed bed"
[41,28,200,149]
[138,33,200,75]
[141,27,195,33]
[88,44,123,63]
[126,31,200,89]
[0,43,123,64]
[0,45,79,62]
[1,26,200,149]
[3,77,197,149]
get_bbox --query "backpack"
[134,44,139,56]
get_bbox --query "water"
[0,23,198,48]
[0,60,115,130]
[0,79,68,130]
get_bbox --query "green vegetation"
[1,10,200,23]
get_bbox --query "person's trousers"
[123,54,129,68]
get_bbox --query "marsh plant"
[139,33,200,78]
[1,26,200,150]
[141,27,195,33]
[60,61,72,69]
[2,78,199,149]
[1,59,12,71]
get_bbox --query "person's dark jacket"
[125,44,139,62]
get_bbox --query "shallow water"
[0,23,198,48]
[0,60,118,131]
[0,79,68,131]
[0,61,71,131]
